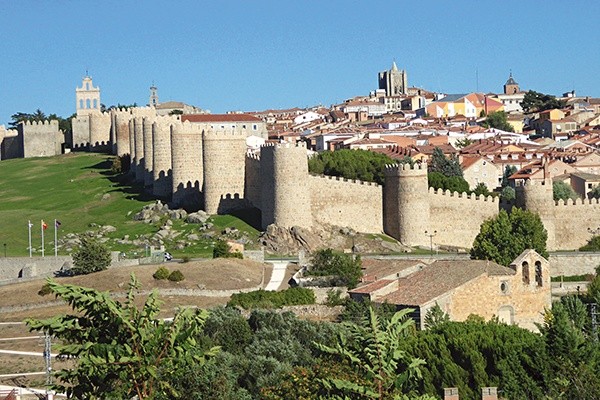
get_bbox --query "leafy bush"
[307,149,397,185]
[168,270,185,282]
[307,248,362,289]
[579,235,600,251]
[213,239,243,259]
[553,181,579,202]
[324,289,345,306]
[38,283,52,296]
[228,287,316,309]
[71,235,111,275]
[153,266,170,280]
[428,171,470,193]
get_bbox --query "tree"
[315,307,435,399]
[470,208,548,266]
[481,111,514,132]
[471,182,491,197]
[307,248,362,289]
[71,235,111,275]
[26,275,219,399]
[307,149,397,185]
[453,137,473,149]
[589,184,600,199]
[501,165,517,187]
[553,181,579,202]
[521,90,566,113]
[9,109,72,133]
[428,171,469,193]
[428,147,462,178]
[213,239,243,259]
[500,186,516,202]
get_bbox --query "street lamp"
[424,231,437,256]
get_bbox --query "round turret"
[132,117,144,183]
[202,129,247,214]
[142,118,154,189]
[171,121,203,209]
[383,163,430,247]
[260,142,312,229]
[152,119,173,198]
[516,179,555,250]
[115,111,131,157]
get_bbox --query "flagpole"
[41,220,45,258]
[54,219,58,258]
[28,220,32,258]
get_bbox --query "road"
[264,261,289,291]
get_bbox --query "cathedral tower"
[378,61,408,96]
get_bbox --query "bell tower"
[149,83,159,107]
[76,74,101,116]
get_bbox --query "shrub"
[38,283,52,296]
[153,266,170,280]
[71,235,111,275]
[324,289,345,306]
[307,248,362,289]
[580,236,600,252]
[168,270,185,282]
[213,239,243,259]
[227,287,316,309]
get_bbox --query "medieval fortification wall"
[19,120,62,158]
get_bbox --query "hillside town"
[2,61,600,400]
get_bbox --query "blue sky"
[1,1,599,126]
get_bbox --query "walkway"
[264,261,289,291]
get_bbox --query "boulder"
[186,211,209,224]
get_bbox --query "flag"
[55,220,61,228]
[42,220,48,230]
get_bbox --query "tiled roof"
[379,260,514,306]
[360,259,427,283]
[181,114,261,123]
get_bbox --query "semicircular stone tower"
[260,142,312,230]
[171,121,203,209]
[152,117,173,198]
[516,178,556,251]
[202,129,247,214]
[383,162,430,247]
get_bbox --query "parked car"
[164,252,173,261]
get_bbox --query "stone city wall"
[19,120,62,158]
[428,189,499,250]
[71,115,91,149]
[310,175,383,233]
[202,129,247,214]
[244,152,262,209]
[171,121,203,208]
[0,127,21,160]
[548,251,600,277]
[142,117,155,188]
[553,199,600,251]
[88,111,111,150]
[0,256,72,282]
[152,117,174,198]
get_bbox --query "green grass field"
[0,153,260,257]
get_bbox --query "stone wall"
[0,256,72,282]
[244,152,261,209]
[88,112,111,151]
[310,175,383,233]
[114,109,132,156]
[133,117,145,183]
[261,143,312,229]
[171,121,203,208]
[142,117,154,188]
[202,130,247,214]
[553,199,600,251]
[152,117,173,198]
[428,189,499,250]
[0,127,21,160]
[71,115,91,149]
[19,120,62,158]
[548,252,600,277]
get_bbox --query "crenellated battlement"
[246,151,261,161]
[428,187,498,203]
[555,197,600,206]
[260,141,307,149]
[384,161,428,176]
[309,173,380,187]
[203,128,247,138]
[21,120,59,127]
[171,120,204,135]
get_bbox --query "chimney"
[444,387,459,400]
[481,387,498,400]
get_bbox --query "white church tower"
[76,75,101,116]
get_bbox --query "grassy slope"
[0,153,259,257]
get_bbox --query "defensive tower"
[152,117,173,198]
[132,117,145,182]
[142,117,154,188]
[171,121,203,209]
[516,177,556,251]
[383,162,430,247]
[202,129,247,214]
[260,142,312,230]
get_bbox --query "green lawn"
[0,153,260,257]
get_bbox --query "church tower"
[504,72,520,94]
[76,75,101,116]
[378,61,408,96]
[149,84,159,107]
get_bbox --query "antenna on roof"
[476,68,479,92]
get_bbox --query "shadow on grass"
[229,207,262,231]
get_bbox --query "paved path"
[0,349,57,357]
[264,261,289,291]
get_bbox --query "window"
[522,261,530,285]
[535,261,543,287]
[253,124,257,130]
[500,281,509,294]
[589,183,593,189]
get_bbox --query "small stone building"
[349,250,551,331]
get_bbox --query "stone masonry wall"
[261,143,313,229]
[549,252,600,277]
[553,199,600,250]
[171,121,203,208]
[71,115,90,149]
[245,152,261,209]
[0,127,22,160]
[20,120,62,158]
[0,256,72,282]
[152,117,173,198]
[114,109,132,156]
[428,189,499,250]
[310,175,383,232]
[202,130,247,214]
[143,117,154,188]
[133,117,145,182]
[88,112,111,150]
